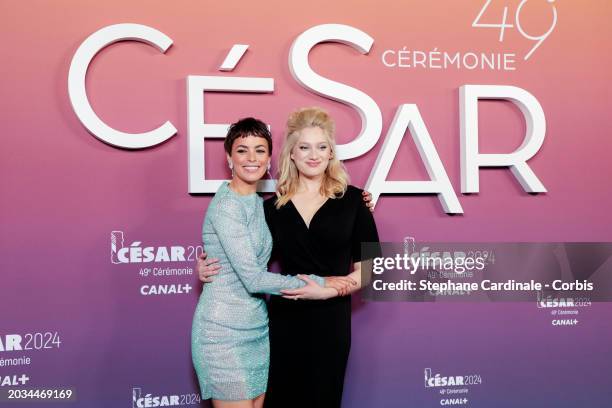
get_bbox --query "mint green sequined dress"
[191,182,324,401]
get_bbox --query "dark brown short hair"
[224,117,272,155]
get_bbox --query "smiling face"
[228,135,270,184]
[290,126,333,179]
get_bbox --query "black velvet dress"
[263,185,380,408]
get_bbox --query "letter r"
[460,85,547,193]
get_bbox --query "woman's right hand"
[362,190,374,212]
[197,252,221,283]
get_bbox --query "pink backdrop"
[2,1,611,407]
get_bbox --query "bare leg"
[253,393,265,408]
[212,399,254,408]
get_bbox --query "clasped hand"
[196,253,356,299]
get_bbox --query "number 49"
[472,0,558,60]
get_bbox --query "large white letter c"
[68,23,176,149]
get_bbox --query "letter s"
[68,24,176,149]
[289,24,382,160]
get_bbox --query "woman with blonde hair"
[265,107,379,407]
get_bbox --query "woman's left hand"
[280,275,337,300]
[324,276,356,296]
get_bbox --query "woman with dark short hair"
[191,117,353,408]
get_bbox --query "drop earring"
[266,162,272,179]
[228,161,235,177]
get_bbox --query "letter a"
[366,104,463,213]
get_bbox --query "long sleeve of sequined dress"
[191,182,324,402]
[210,195,324,293]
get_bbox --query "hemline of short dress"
[199,384,267,401]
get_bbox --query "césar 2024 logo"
[110,231,202,264]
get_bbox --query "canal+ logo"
[110,231,188,264]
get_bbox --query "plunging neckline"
[289,197,330,230]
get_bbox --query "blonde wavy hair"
[275,107,349,208]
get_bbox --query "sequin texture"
[191,182,323,401]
